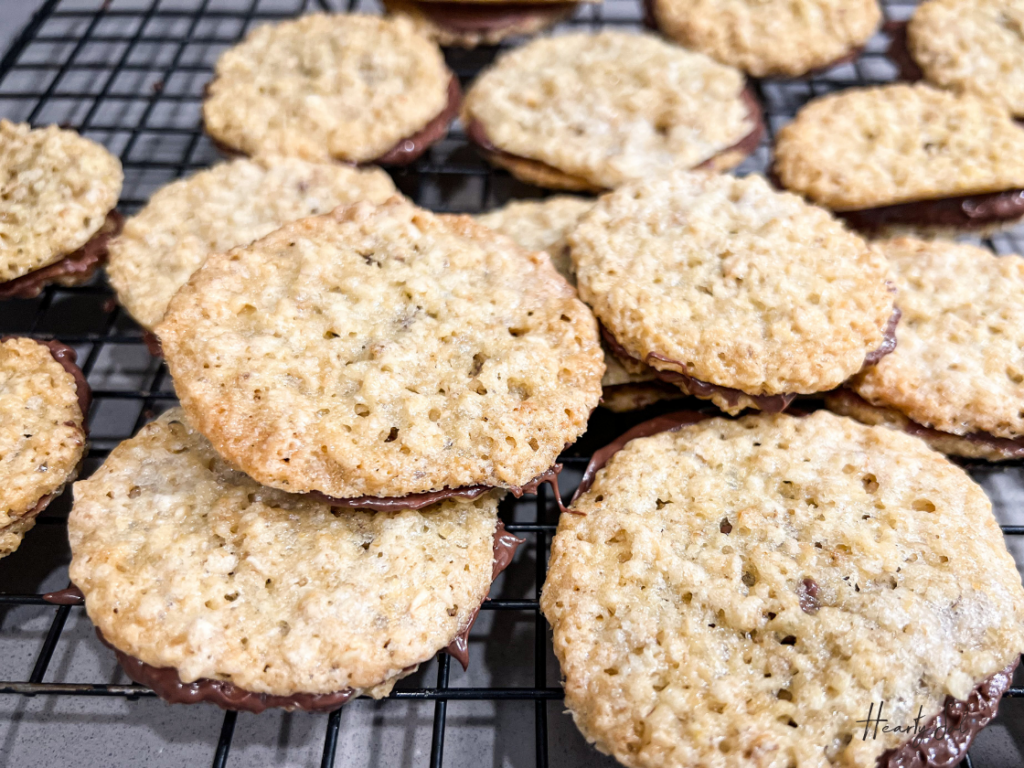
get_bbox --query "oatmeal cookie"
[570,172,896,414]
[107,157,395,331]
[158,198,603,499]
[542,410,1024,768]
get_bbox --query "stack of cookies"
[2,3,1024,765]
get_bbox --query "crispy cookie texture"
[107,157,396,331]
[570,172,895,412]
[476,196,594,283]
[909,0,1024,119]
[462,31,754,190]
[69,409,499,698]
[0,120,123,284]
[158,198,604,498]
[541,411,1024,768]
[851,238,1024,440]
[651,0,881,78]
[774,84,1024,212]
[0,337,86,558]
[202,14,451,163]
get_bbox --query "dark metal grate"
[0,1,1021,766]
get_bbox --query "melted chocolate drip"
[839,190,1024,233]
[798,578,819,614]
[884,21,924,82]
[409,1,576,35]
[879,661,1018,768]
[1,336,91,415]
[374,77,462,166]
[42,585,85,605]
[862,306,902,370]
[572,410,710,502]
[465,86,764,190]
[141,331,163,358]
[0,211,123,300]
[832,389,1024,459]
[307,464,564,512]
[444,519,525,669]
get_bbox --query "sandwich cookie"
[774,84,1024,235]
[477,196,682,412]
[0,337,89,558]
[570,171,897,415]
[158,198,604,504]
[646,0,881,78]
[203,15,459,165]
[107,157,396,334]
[827,238,1024,462]
[69,409,518,712]
[461,31,762,192]
[382,0,579,49]
[542,409,1024,768]
[0,121,123,299]
[908,0,1024,121]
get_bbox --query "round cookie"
[476,196,681,412]
[461,31,761,192]
[648,0,881,78]
[774,84,1024,234]
[476,196,593,283]
[908,0,1024,120]
[831,238,1024,461]
[0,120,123,297]
[158,197,604,500]
[203,15,457,164]
[107,157,396,332]
[569,171,897,415]
[0,337,89,559]
[69,409,503,710]
[382,0,578,49]
[541,410,1024,768]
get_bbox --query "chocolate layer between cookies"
[0,211,123,300]
[879,661,1018,768]
[465,87,765,191]
[374,76,463,165]
[87,521,523,712]
[837,189,1024,233]
[599,308,899,415]
[829,389,1024,461]
[307,464,563,511]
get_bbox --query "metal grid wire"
[0,0,1022,766]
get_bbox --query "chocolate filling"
[43,584,85,605]
[0,211,123,300]
[407,1,576,35]
[373,76,462,166]
[572,410,710,502]
[878,660,1018,768]
[307,463,564,512]
[884,21,924,83]
[832,389,1024,459]
[600,307,898,415]
[465,86,764,190]
[837,190,1024,233]
[444,520,525,669]
[141,330,163,358]
[84,520,523,711]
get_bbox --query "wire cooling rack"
[1,0,1023,766]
